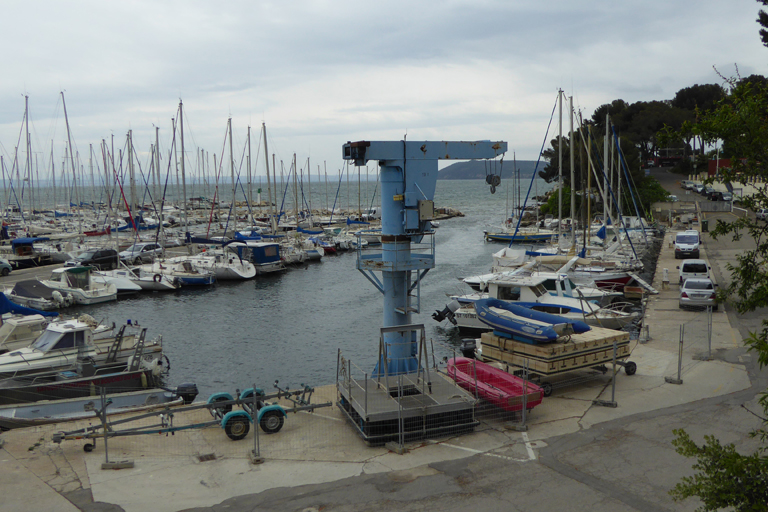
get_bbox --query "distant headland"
[438,160,542,180]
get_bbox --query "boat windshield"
[31,330,63,352]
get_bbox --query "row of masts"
[1,97,380,240]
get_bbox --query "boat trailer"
[52,381,331,451]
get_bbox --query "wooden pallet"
[480,327,631,377]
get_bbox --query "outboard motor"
[432,300,460,325]
[176,383,199,404]
[460,339,477,359]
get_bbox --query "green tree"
[665,71,768,512]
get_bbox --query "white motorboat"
[42,266,117,305]
[92,270,143,293]
[98,266,180,291]
[0,320,163,379]
[142,260,216,286]
[185,245,257,280]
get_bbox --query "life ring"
[153,274,162,283]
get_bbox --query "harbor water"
[71,178,559,397]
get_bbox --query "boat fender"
[257,404,286,423]
[153,274,162,283]
[220,410,252,429]
[239,388,265,400]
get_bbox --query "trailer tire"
[212,396,232,414]
[541,382,553,397]
[225,416,250,441]
[260,410,285,434]
[624,361,637,376]
[83,443,94,453]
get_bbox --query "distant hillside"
[438,160,542,180]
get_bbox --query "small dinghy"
[447,357,544,412]
[474,298,591,343]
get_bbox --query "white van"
[677,259,710,284]
[674,230,701,259]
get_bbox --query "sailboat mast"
[247,125,252,222]
[179,100,189,249]
[228,117,235,235]
[307,156,312,226]
[293,153,298,229]
[261,123,275,232]
[558,89,563,237]
[61,92,83,236]
[50,141,56,224]
[569,96,575,241]
[155,126,162,227]
[603,113,609,228]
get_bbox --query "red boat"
[447,357,544,412]
[84,226,111,237]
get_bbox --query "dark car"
[64,248,119,270]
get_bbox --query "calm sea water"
[72,178,554,397]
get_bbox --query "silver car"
[679,278,718,310]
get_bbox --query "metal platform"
[337,371,478,446]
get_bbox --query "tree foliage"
[669,430,768,511]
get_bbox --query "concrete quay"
[0,208,766,511]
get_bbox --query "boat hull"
[447,357,543,412]
[0,368,157,406]
[0,388,182,430]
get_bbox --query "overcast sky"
[0,0,765,181]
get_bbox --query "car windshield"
[686,281,714,290]
[124,245,142,252]
[677,235,698,244]
[77,251,97,260]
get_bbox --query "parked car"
[721,192,733,202]
[757,208,768,221]
[666,194,678,202]
[674,230,701,259]
[119,242,164,264]
[707,191,722,201]
[679,277,718,310]
[702,185,715,197]
[64,248,119,270]
[680,180,694,190]
[0,258,11,276]
[693,184,705,193]
[677,259,710,284]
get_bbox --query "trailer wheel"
[212,396,232,414]
[225,416,250,441]
[260,410,285,434]
[624,361,637,376]
[83,443,94,453]
[541,382,553,397]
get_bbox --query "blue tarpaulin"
[0,293,58,317]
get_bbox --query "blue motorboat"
[474,298,591,343]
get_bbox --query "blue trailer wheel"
[259,408,285,434]
[225,416,250,440]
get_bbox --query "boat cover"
[0,292,58,317]
[10,280,58,300]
